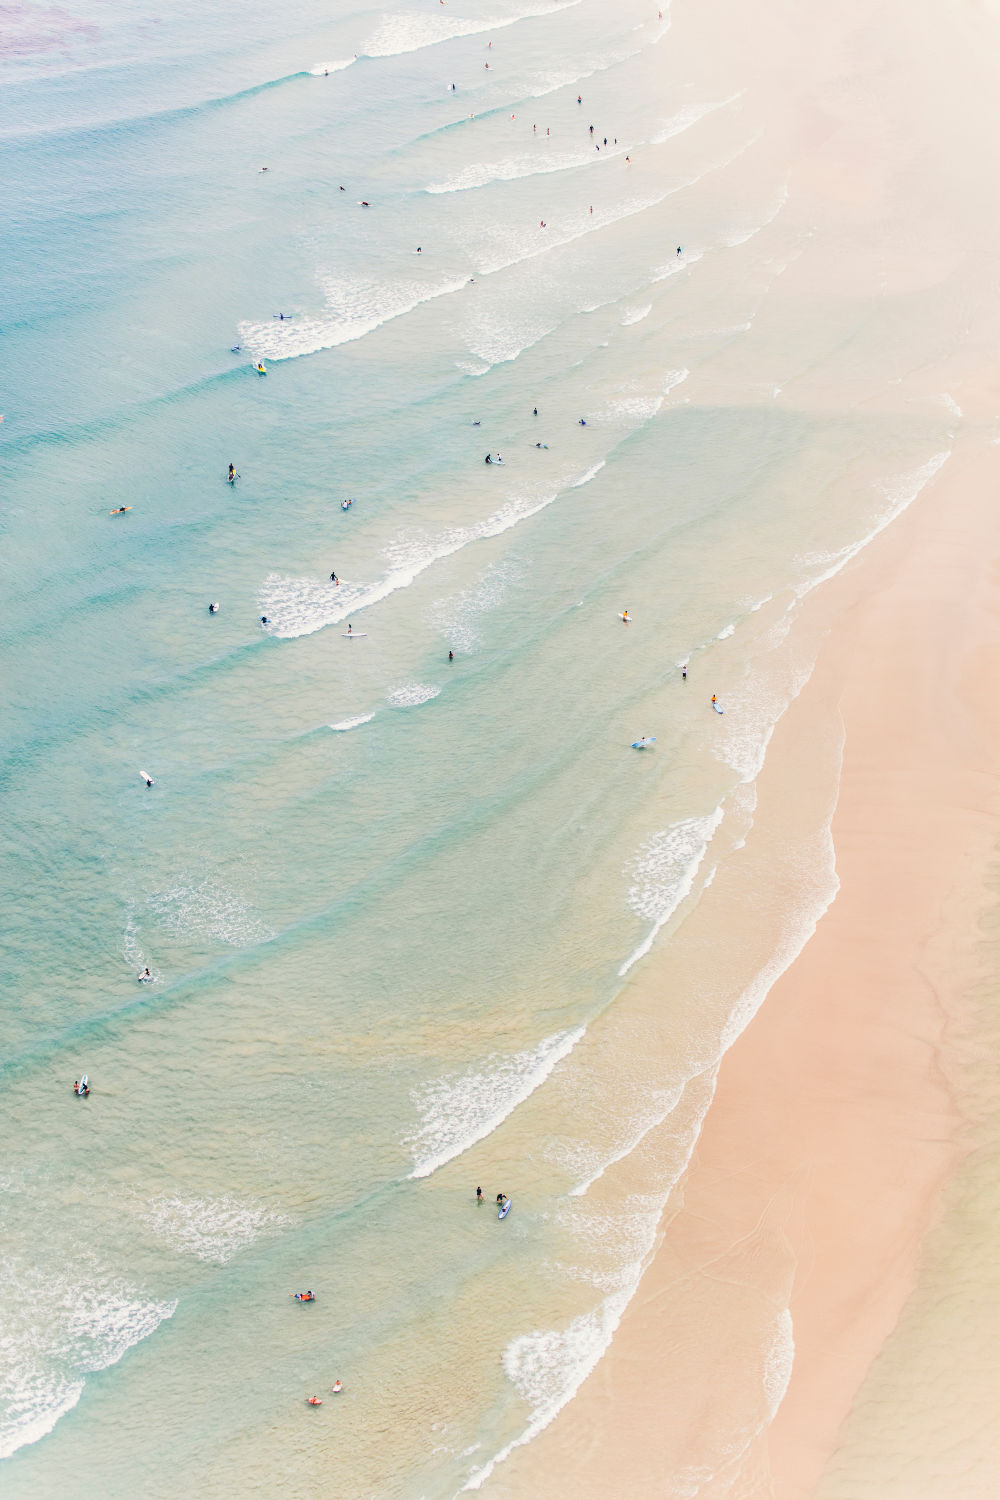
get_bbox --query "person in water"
[449,651,454,662]
[228,464,236,481]
[330,572,338,584]
[496,1192,505,1205]
[143,775,154,787]
[621,610,630,622]
[140,967,152,980]
[209,602,219,613]
[711,694,718,705]
[476,1185,483,1200]
[533,406,538,416]
[331,1380,343,1394]
[307,1396,322,1406]
[346,624,352,634]
[578,418,587,425]
[261,616,270,626]
[485,453,493,464]
[681,665,687,680]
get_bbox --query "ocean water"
[0,0,961,1493]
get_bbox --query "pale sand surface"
[484,441,1000,1498]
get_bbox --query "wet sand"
[483,440,1000,1497]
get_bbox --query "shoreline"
[483,439,1000,1497]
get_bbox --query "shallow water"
[0,0,967,1491]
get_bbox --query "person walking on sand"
[682,665,687,680]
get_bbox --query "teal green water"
[0,0,959,1492]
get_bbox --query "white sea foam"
[764,1308,795,1419]
[463,1187,680,1489]
[360,0,580,60]
[240,272,470,362]
[259,460,606,639]
[145,878,273,947]
[649,94,741,143]
[329,712,375,731]
[717,621,736,639]
[138,1195,290,1264]
[427,97,725,194]
[0,1262,175,1459]
[405,1026,584,1178]
[794,449,951,597]
[620,303,651,325]
[308,59,353,75]
[619,808,724,976]
[430,559,518,651]
[387,682,441,707]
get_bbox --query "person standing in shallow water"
[476,1186,483,1201]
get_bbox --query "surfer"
[228,464,237,482]
[295,1291,315,1302]
[534,442,548,449]
[346,624,352,634]
[711,694,718,706]
[331,1380,343,1394]
[677,245,683,255]
[209,602,219,613]
[261,616,270,626]
[416,246,422,253]
[472,420,481,426]
[330,572,339,584]
[495,452,502,464]
[621,609,630,623]
[110,507,130,514]
[496,1192,505,1205]
[143,774,154,787]
[231,344,241,352]
[485,453,493,464]
[255,363,267,374]
[139,967,152,981]
[578,418,587,425]
[533,406,538,415]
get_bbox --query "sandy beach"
[484,439,1000,1498]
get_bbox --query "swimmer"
[449,650,454,661]
[539,220,546,228]
[139,967,152,981]
[578,418,587,425]
[416,246,422,253]
[339,185,345,191]
[230,344,241,352]
[472,419,481,426]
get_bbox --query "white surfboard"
[341,632,367,638]
[498,1198,512,1220]
[139,771,154,785]
[712,703,724,714]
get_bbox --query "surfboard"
[619,613,630,622]
[110,507,132,514]
[631,737,655,749]
[498,1198,512,1220]
[712,703,724,714]
[341,632,367,638]
[78,1074,88,1093]
[139,771,154,785]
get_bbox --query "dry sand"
[483,441,1000,1497]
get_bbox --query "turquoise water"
[0,0,956,1493]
